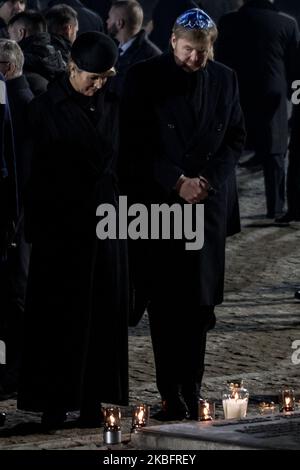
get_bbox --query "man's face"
[171,35,212,72]
[0,0,25,23]
[106,7,120,38]
[66,19,79,44]
[8,21,24,42]
[8,21,25,42]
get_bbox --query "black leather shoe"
[77,413,103,428]
[295,290,300,300]
[151,399,190,421]
[275,213,293,225]
[0,383,17,401]
[0,412,6,426]
[78,405,104,428]
[41,410,67,430]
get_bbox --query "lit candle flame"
[285,397,291,406]
[109,415,115,426]
[137,409,144,424]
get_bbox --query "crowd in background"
[1,0,300,427]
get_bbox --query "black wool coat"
[18,74,129,412]
[109,29,161,98]
[120,53,245,316]
[216,0,299,153]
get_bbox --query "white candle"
[222,397,248,419]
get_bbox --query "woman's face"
[69,64,111,96]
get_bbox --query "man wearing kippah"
[120,8,246,421]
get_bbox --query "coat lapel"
[165,62,222,152]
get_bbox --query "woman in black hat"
[17,32,129,429]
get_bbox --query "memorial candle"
[222,380,249,420]
[103,407,122,444]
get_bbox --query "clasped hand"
[178,177,209,203]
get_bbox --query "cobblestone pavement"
[1,164,300,450]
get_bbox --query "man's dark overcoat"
[109,29,161,98]
[216,0,299,153]
[120,53,245,317]
[17,73,129,412]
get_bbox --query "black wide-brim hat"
[71,31,118,74]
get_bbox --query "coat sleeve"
[0,77,18,257]
[283,18,300,96]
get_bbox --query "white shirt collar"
[119,36,136,55]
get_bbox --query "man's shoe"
[151,399,190,421]
[78,405,104,428]
[0,384,17,401]
[41,409,67,430]
[0,412,6,426]
[295,290,300,300]
[77,413,103,428]
[274,213,293,225]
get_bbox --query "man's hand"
[178,176,208,203]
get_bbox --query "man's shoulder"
[278,11,298,28]
[208,60,235,79]
[218,10,239,27]
[133,30,162,55]
[127,53,166,78]
[220,6,297,28]
[139,36,162,57]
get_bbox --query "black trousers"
[286,149,300,218]
[260,152,285,217]
[148,303,216,401]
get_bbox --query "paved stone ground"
[1,163,300,450]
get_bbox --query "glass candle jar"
[258,401,276,415]
[279,388,295,412]
[198,399,215,421]
[131,404,150,432]
[103,406,122,444]
[222,380,249,419]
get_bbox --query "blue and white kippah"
[176,8,215,30]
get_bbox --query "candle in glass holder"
[198,399,215,421]
[131,404,150,432]
[258,401,276,415]
[279,388,295,412]
[103,407,121,444]
[222,380,249,419]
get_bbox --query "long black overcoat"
[216,0,299,153]
[120,53,245,318]
[17,74,129,412]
